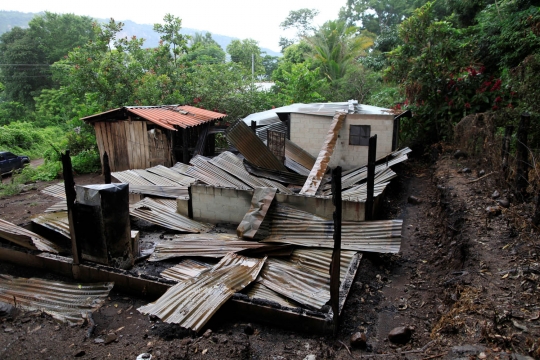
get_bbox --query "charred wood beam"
[61,151,81,274]
[365,135,377,221]
[330,166,342,336]
[103,152,111,184]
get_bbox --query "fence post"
[330,166,342,336]
[515,113,531,199]
[501,125,514,179]
[365,135,377,221]
[103,151,111,184]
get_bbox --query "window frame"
[349,125,371,146]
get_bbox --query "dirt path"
[0,155,539,359]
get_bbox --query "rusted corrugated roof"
[0,274,113,325]
[148,233,268,261]
[226,120,288,172]
[0,219,62,253]
[300,112,346,196]
[285,139,316,170]
[261,204,402,253]
[285,158,311,176]
[237,187,276,239]
[290,249,356,282]
[84,105,225,130]
[245,282,296,307]
[161,259,213,282]
[138,253,265,331]
[41,183,66,199]
[131,198,211,233]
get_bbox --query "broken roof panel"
[130,198,211,233]
[300,112,346,196]
[112,170,155,186]
[245,282,297,308]
[32,211,71,239]
[237,187,277,239]
[0,218,62,253]
[190,156,251,190]
[285,139,316,170]
[131,169,181,186]
[148,233,268,261]
[146,165,197,186]
[41,183,66,199]
[0,274,113,325]
[138,253,265,331]
[226,120,288,172]
[161,259,213,282]
[243,160,307,186]
[127,185,188,199]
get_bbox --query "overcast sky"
[1,0,345,52]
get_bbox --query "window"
[5,153,16,159]
[0,155,4,161]
[349,125,370,146]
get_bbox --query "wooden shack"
[82,105,226,172]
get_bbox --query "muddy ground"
[1,152,539,359]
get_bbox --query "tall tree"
[153,14,189,66]
[279,8,319,51]
[226,39,264,74]
[185,32,225,64]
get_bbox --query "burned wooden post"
[251,120,257,133]
[182,128,190,164]
[103,151,111,184]
[501,125,514,178]
[365,135,377,221]
[187,185,193,219]
[515,113,531,199]
[61,151,81,277]
[330,166,342,336]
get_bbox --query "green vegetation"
[0,2,538,191]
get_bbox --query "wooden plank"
[142,121,150,169]
[123,121,134,170]
[94,123,106,173]
[128,120,140,169]
[114,122,129,171]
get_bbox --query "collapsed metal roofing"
[0,218,62,253]
[0,274,113,325]
[138,253,265,331]
[160,259,213,282]
[81,105,226,130]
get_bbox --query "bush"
[71,149,100,173]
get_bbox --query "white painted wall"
[290,113,395,170]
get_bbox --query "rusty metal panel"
[267,130,286,164]
[300,112,346,196]
[285,158,311,176]
[148,233,268,261]
[0,218,62,253]
[290,249,356,282]
[126,106,226,130]
[41,183,66,199]
[226,120,288,172]
[161,259,213,282]
[0,274,113,325]
[245,282,296,307]
[32,211,71,239]
[146,165,196,186]
[138,253,265,331]
[237,187,276,239]
[130,198,211,233]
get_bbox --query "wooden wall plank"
[142,121,149,169]
[123,121,134,170]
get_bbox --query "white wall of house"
[290,113,394,170]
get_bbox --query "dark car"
[0,151,30,175]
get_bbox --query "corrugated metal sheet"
[341,153,409,189]
[209,152,268,189]
[254,177,294,195]
[128,185,188,199]
[285,139,316,170]
[300,112,346,195]
[244,160,307,186]
[146,165,196,186]
[138,253,265,331]
[32,211,71,239]
[261,204,402,253]
[285,158,311,176]
[131,169,181,186]
[0,274,113,325]
[226,120,288,172]
[127,105,226,130]
[257,258,330,310]
[171,162,192,175]
[237,187,276,239]
[245,282,296,307]
[290,249,356,282]
[0,218,62,253]
[112,170,154,185]
[41,183,66,199]
[45,200,68,213]
[161,259,213,282]
[131,198,211,233]
[190,156,251,190]
[256,121,288,143]
[148,233,267,261]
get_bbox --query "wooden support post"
[501,125,514,179]
[187,185,193,219]
[182,128,189,164]
[365,135,377,221]
[103,151,111,184]
[61,151,81,278]
[330,166,342,336]
[392,117,399,151]
[516,113,530,199]
[251,120,257,133]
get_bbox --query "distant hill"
[0,10,281,57]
